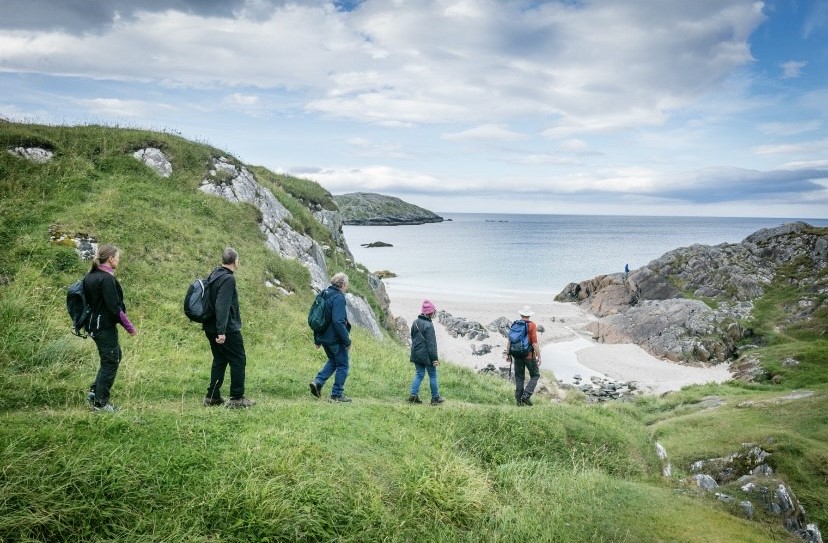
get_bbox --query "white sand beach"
[387,285,732,396]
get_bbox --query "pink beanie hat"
[421,300,436,315]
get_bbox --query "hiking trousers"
[90,326,122,406]
[205,331,247,400]
[513,355,539,401]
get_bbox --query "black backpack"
[184,274,215,323]
[508,320,532,356]
[67,277,92,337]
[307,290,330,333]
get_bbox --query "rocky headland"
[555,222,827,370]
[333,192,443,225]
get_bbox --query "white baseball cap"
[518,305,534,317]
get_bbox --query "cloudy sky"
[1,0,827,217]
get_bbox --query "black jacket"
[82,267,126,333]
[410,314,438,366]
[202,266,242,335]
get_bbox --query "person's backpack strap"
[413,320,425,339]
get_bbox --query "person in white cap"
[505,305,541,406]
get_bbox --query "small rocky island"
[333,192,444,226]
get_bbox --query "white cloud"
[753,138,828,155]
[226,93,259,106]
[76,97,156,118]
[757,120,820,136]
[781,60,807,79]
[442,124,525,142]
[345,137,410,159]
[0,0,766,132]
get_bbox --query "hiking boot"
[86,391,96,406]
[203,396,225,407]
[93,403,119,413]
[226,397,256,408]
[430,396,445,406]
[408,394,423,404]
[521,396,533,407]
[516,399,524,406]
[309,381,321,398]
[329,395,352,403]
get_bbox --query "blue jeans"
[410,363,439,399]
[314,344,350,397]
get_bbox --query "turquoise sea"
[343,214,828,299]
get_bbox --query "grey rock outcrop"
[556,222,827,364]
[312,208,354,261]
[199,157,384,339]
[688,444,822,543]
[345,293,383,340]
[437,310,489,341]
[565,374,639,403]
[133,147,172,178]
[200,157,329,291]
[7,146,53,163]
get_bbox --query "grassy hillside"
[0,122,824,542]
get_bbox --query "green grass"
[0,122,823,542]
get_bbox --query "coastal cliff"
[333,192,443,225]
[556,222,827,367]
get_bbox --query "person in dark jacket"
[309,272,352,402]
[203,247,255,408]
[408,300,444,405]
[82,244,136,412]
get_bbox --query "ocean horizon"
[343,213,828,300]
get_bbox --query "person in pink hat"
[408,299,444,405]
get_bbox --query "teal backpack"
[307,290,330,333]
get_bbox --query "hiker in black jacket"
[203,247,255,408]
[82,244,136,412]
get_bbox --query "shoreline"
[386,284,732,396]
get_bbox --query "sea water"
[343,214,828,298]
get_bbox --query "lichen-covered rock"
[7,146,53,163]
[133,147,172,177]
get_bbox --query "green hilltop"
[0,121,825,542]
[333,191,444,225]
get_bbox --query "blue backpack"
[508,320,531,356]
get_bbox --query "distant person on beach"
[309,272,353,402]
[83,244,137,412]
[203,247,255,408]
[408,300,445,405]
[624,263,629,279]
[506,306,541,406]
